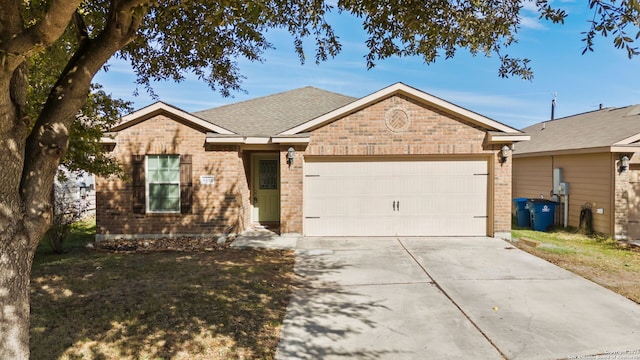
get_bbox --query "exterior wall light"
[287,147,295,166]
[620,155,630,172]
[500,145,511,163]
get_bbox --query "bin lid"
[527,199,558,205]
[513,197,529,203]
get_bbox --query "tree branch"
[2,0,82,71]
[72,10,90,46]
[20,0,147,238]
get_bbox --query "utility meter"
[558,182,569,196]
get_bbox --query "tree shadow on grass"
[30,248,295,359]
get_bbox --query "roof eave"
[487,132,530,143]
[513,145,640,158]
[272,134,311,144]
[99,132,117,145]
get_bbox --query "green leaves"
[583,0,640,58]
[342,0,539,78]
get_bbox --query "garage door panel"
[304,160,488,236]
[395,215,486,236]
[305,215,393,236]
[305,194,393,217]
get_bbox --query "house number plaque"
[200,175,215,185]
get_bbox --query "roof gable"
[279,82,523,135]
[112,102,235,134]
[516,105,640,156]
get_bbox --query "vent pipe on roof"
[551,92,557,121]
[599,103,603,110]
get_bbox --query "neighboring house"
[55,169,96,217]
[512,105,640,240]
[96,83,528,241]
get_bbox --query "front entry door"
[252,154,280,223]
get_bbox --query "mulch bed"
[93,235,237,253]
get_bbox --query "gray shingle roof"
[515,105,640,155]
[193,86,357,136]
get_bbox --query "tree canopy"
[2,0,640,358]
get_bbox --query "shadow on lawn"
[30,248,296,359]
[31,244,406,359]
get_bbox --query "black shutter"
[132,155,146,214]
[180,155,193,214]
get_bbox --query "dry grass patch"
[512,229,640,304]
[30,245,296,359]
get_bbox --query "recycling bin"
[527,199,558,232]
[512,198,530,227]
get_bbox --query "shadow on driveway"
[277,237,640,360]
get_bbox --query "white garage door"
[304,159,488,236]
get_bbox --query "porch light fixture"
[620,155,630,172]
[500,145,510,163]
[287,147,295,166]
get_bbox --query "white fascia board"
[272,137,310,144]
[99,136,116,145]
[205,136,272,144]
[487,133,531,143]
[614,132,640,145]
[610,145,640,153]
[244,137,272,144]
[205,137,245,144]
[279,83,520,135]
[116,102,235,134]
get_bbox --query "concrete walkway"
[269,237,640,360]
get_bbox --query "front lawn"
[512,229,640,304]
[30,220,296,359]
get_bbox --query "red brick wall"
[96,115,249,239]
[280,94,512,237]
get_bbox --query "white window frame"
[146,155,181,213]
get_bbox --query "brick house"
[513,105,640,239]
[96,83,528,240]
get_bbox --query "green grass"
[36,216,96,255]
[512,228,640,303]
[30,221,296,360]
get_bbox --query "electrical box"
[558,182,569,195]
[553,168,563,195]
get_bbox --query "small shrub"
[44,183,88,253]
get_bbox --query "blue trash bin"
[527,199,558,231]
[513,198,530,227]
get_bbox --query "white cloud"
[520,16,547,30]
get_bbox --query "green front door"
[252,154,280,223]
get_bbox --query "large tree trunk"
[0,228,40,359]
[0,2,145,358]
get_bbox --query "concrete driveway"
[275,237,640,360]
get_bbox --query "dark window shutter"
[132,155,146,214]
[180,155,193,214]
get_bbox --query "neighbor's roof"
[515,105,640,156]
[194,86,357,136]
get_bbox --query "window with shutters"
[147,155,181,212]
[131,154,192,215]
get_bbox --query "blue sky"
[94,1,640,130]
